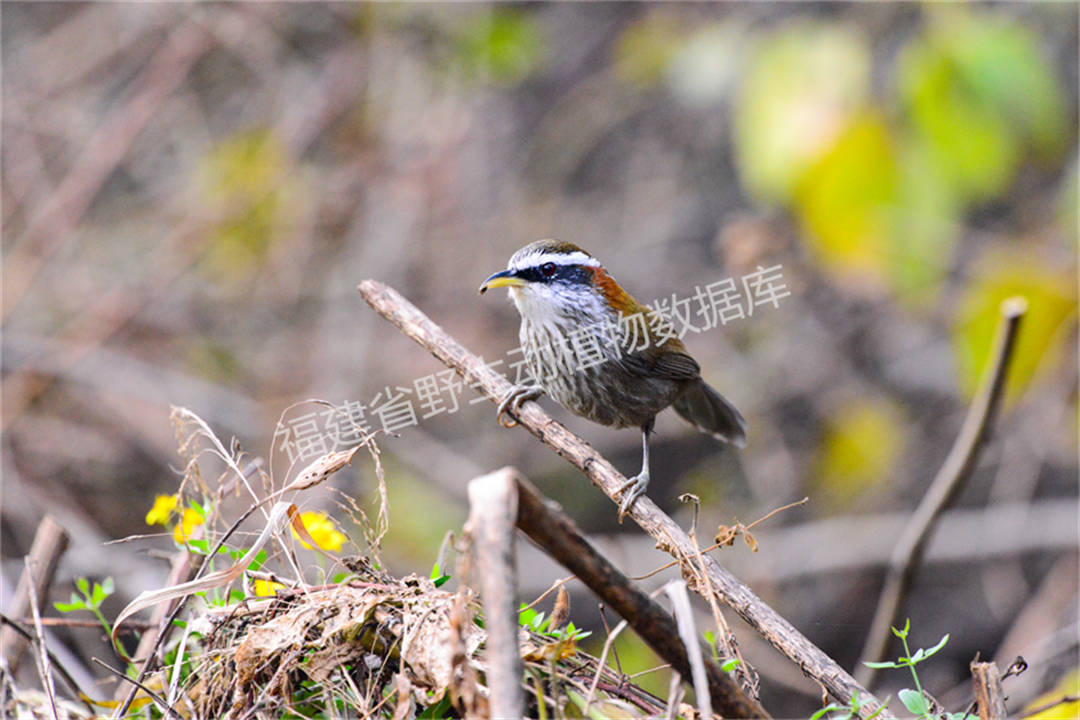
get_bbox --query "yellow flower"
[172,508,204,543]
[292,511,346,552]
[252,578,285,597]
[145,494,179,526]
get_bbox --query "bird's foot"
[616,471,650,521]
[496,385,543,428]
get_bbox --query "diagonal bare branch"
[357,278,893,718]
[858,297,1026,684]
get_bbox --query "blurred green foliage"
[733,9,1072,309]
[456,8,544,85]
[735,22,870,206]
[381,460,465,560]
[199,128,296,283]
[898,9,1067,203]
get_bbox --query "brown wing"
[621,345,701,381]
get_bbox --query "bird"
[478,239,747,518]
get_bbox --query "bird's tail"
[673,380,748,448]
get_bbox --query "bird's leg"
[496,384,543,428]
[617,419,654,519]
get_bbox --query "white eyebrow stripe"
[511,251,600,271]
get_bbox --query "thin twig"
[0,613,96,714]
[520,575,575,614]
[512,468,770,718]
[664,581,712,719]
[11,617,156,631]
[858,298,1026,683]
[25,559,60,720]
[634,497,808,580]
[358,279,892,718]
[92,657,179,719]
[0,515,69,673]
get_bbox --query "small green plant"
[810,691,890,720]
[862,619,975,720]
[429,561,451,589]
[518,604,591,642]
[54,576,130,660]
[703,630,743,674]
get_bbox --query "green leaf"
[893,619,910,638]
[720,658,741,673]
[863,660,900,669]
[76,577,90,596]
[187,539,210,555]
[246,550,267,572]
[100,577,115,596]
[90,584,106,607]
[417,694,455,718]
[921,633,949,660]
[810,705,845,720]
[898,688,930,717]
[53,600,85,613]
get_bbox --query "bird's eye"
[540,262,557,278]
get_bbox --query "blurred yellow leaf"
[954,249,1076,403]
[1024,667,1080,720]
[734,22,870,204]
[813,398,904,507]
[795,113,899,293]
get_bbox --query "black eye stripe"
[515,263,591,285]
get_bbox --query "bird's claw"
[496,385,543,428]
[616,471,650,521]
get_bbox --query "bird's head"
[479,240,626,325]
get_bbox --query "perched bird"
[479,239,747,518]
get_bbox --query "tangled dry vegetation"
[4,406,675,720]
